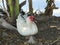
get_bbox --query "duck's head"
[27,14,35,22]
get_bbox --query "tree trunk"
[6,0,19,26]
[28,0,33,14]
[45,0,58,16]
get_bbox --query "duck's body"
[16,14,38,36]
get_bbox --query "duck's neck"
[26,17,34,27]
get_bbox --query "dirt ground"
[0,16,60,45]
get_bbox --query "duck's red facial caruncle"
[28,15,35,22]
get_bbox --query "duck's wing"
[16,14,27,31]
[31,22,38,35]
[17,14,26,23]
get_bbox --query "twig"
[50,36,60,45]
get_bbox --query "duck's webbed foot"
[27,36,37,44]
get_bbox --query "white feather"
[16,14,38,36]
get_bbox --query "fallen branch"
[0,18,17,30]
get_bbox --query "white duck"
[16,13,38,44]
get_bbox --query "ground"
[0,16,60,45]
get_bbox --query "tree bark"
[45,0,58,16]
[28,0,33,14]
[6,0,19,26]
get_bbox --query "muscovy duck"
[16,13,38,44]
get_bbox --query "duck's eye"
[28,16,35,21]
